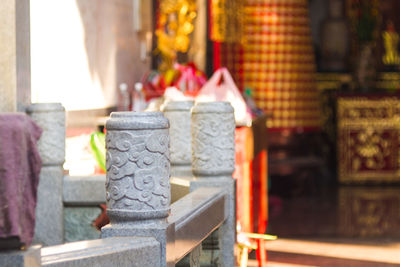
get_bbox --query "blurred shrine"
[89,0,400,261]
[146,0,400,244]
[209,0,400,242]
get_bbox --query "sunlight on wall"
[30,1,115,111]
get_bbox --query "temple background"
[1,1,400,264]
[24,0,400,238]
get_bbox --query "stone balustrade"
[27,103,66,246]
[102,111,171,222]
[101,111,174,267]
[0,101,236,267]
[190,102,236,267]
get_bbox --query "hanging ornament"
[156,0,197,70]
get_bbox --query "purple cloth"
[0,114,42,247]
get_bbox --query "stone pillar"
[0,0,31,112]
[27,103,65,246]
[190,102,236,267]
[163,101,194,177]
[101,112,174,267]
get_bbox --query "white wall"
[30,0,153,111]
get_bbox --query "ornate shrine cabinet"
[337,94,400,183]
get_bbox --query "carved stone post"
[101,112,174,267]
[163,101,194,177]
[191,102,236,267]
[27,103,65,246]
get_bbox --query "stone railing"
[175,101,236,266]
[0,101,236,267]
[27,103,66,246]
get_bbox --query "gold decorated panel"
[337,96,400,183]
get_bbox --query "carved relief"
[168,114,192,164]
[191,102,235,176]
[105,112,171,220]
[163,101,193,166]
[106,129,170,212]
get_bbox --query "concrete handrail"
[41,237,161,267]
[169,187,227,263]
[38,187,227,267]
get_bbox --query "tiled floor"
[249,184,400,266]
[246,237,400,266]
[265,238,400,266]
[268,184,400,238]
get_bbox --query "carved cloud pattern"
[105,130,170,211]
[192,113,235,174]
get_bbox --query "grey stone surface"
[102,222,175,267]
[190,178,236,267]
[102,111,173,267]
[169,187,226,264]
[29,103,66,246]
[27,103,65,165]
[191,102,235,177]
[41,237,160,267]
[163,101,194,177]
[171,165,192,178]
[64,207,102,242]
[105,112,170,221]
[191,101,236,267]
[0,245,41,267]
[33,166,64,246]
[63,175,106,205]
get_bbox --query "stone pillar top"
[106,111,169,130]
[191,102,235,177]
[27,102,65,166]
[191,101,234,114]
[105,111,171,222]
[163,100,194,111]
[163,101,194,170]
[26,103,65,113]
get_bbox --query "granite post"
[28,103,66,246]
[163,101,194,177]
[101,112,174,267]
[190,102,236,267]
